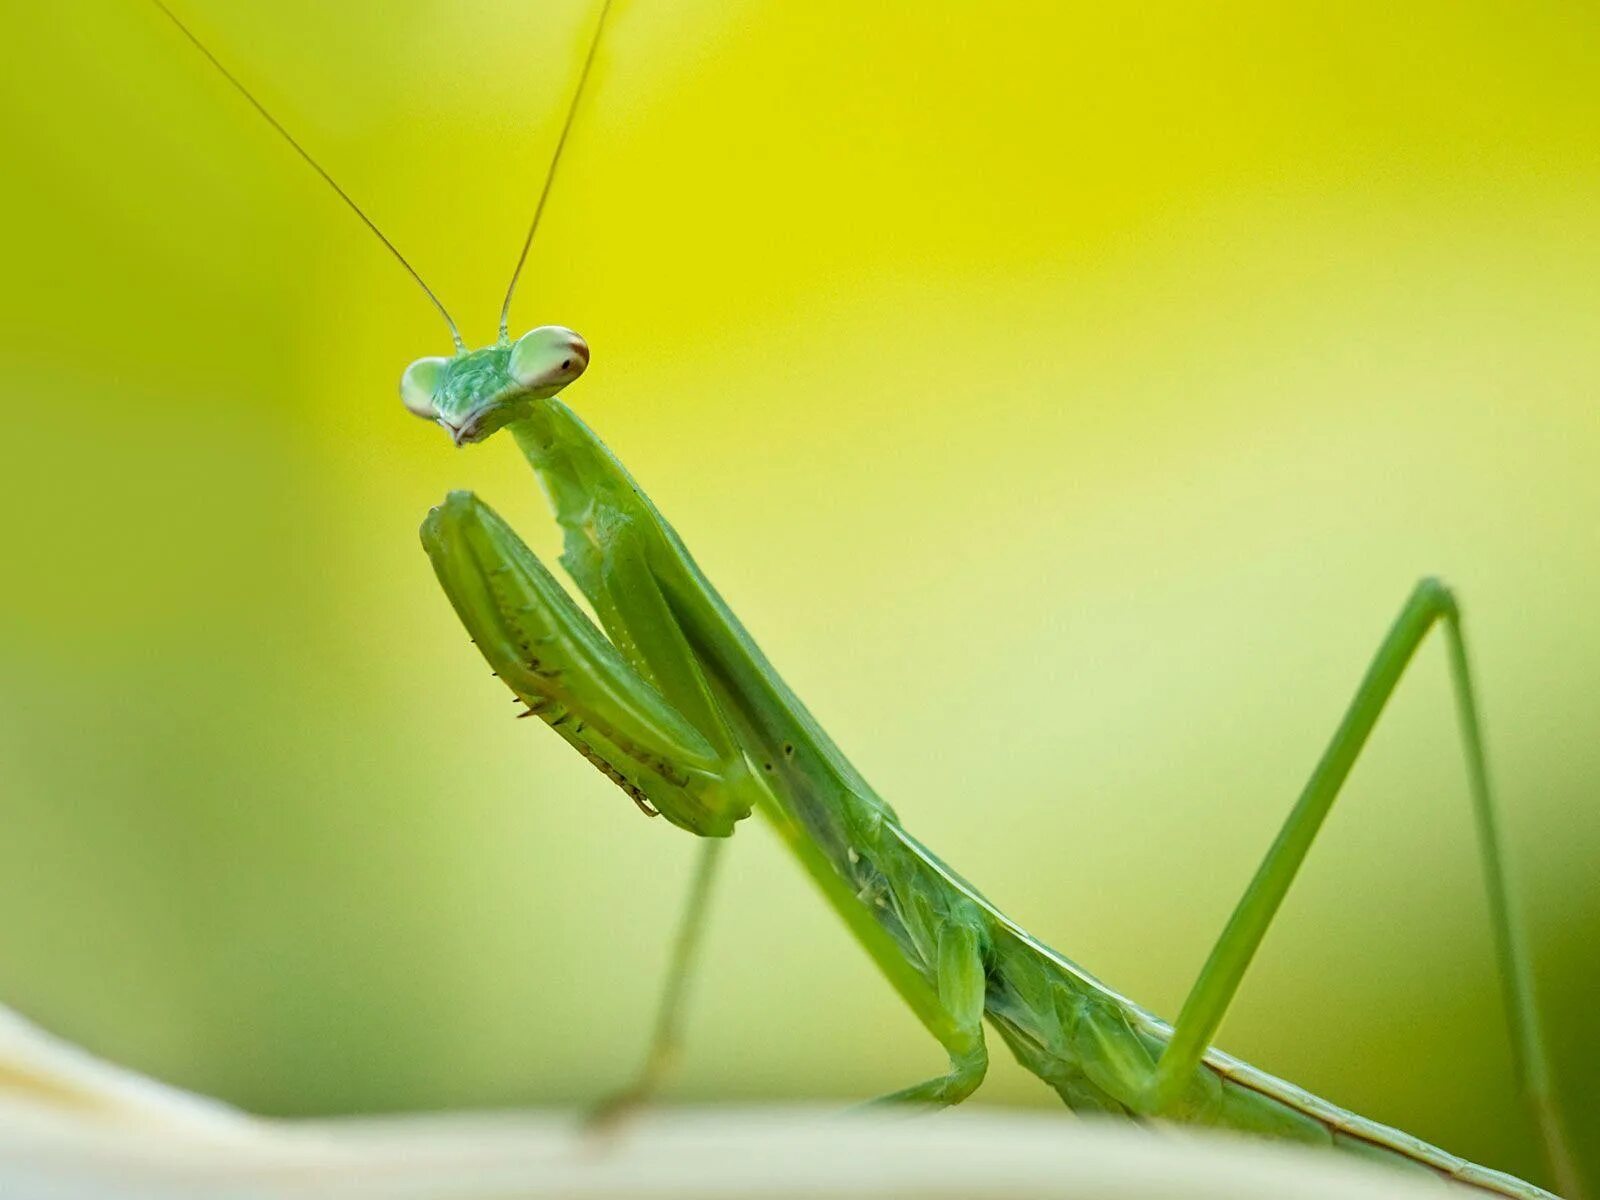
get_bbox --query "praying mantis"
[145,0,1586,1196]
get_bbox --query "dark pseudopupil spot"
[562,360,572,369]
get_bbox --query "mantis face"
[401,325,590,446]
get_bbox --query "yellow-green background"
[1,0,1595,1191]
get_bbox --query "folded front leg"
[422,490,752,837]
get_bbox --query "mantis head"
[151,0,609,448]
[400,326,591,446]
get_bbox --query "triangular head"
[399,327,591,446]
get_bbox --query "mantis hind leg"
[589,839,725,1126]
[1139,579,1581,1198]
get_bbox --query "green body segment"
[423,397,1558,1200]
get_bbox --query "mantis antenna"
[497,0,618,341]
[146,0,467,352]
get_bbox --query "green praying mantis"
[146,1,1586,1197]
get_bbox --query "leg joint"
[1414,575,1459,620]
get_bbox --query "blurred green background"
[0,0,1595,1192]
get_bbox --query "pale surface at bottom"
[0,1003,1449,1200]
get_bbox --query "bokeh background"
[1,0,1595,1193]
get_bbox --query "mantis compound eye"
[400,356,448,419]
[510,325,590,395]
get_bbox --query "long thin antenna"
[498,0,617,341]
[147,0,466,352]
